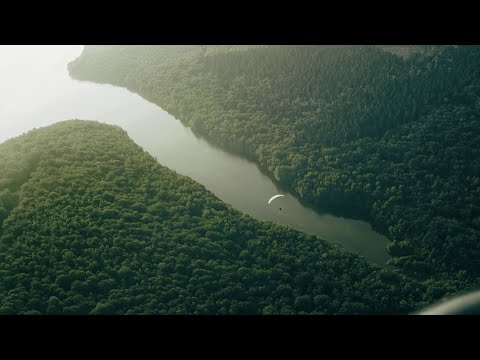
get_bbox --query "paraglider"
[268,194,284,204]
[268,194,285,212]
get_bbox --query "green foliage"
[0,121,422,314]
[69,45,480,293]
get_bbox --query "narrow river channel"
[0,45,392,266]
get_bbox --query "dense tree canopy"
[69,45,480,292]
[0,121,425,314]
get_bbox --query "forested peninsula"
[69,45,480,295]
[0,121,424,314]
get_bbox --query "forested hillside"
[69,45,480,292]
[0,121,424,314]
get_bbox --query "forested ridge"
[69,45,480,293]
[0,121,426,314]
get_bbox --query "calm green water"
[0,45,392,266]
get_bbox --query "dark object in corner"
[416,290,480,315]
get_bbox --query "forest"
[69,45,480,295]
[0,121,428,314]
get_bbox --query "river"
[0,45,392,266]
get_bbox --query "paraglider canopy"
[268,194,284,204]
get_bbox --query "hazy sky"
[0,45,84,142]
[0,45,151,143]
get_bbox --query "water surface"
[0,45,392,266]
